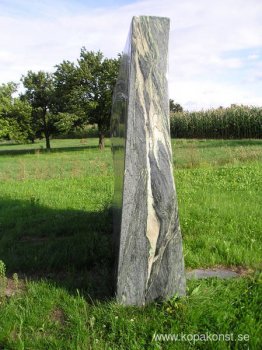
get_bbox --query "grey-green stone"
[111,16,186,306]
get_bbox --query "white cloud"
[0,0,262,109]
[248,54,259,60]
[170,79,262,111]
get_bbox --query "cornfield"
[170,105,262,138]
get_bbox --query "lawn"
[0,138,261,349]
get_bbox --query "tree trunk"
[42,109,51,151]
[99,132,105,150]
[45,134,51,150]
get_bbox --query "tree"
[53,61,79,113]
[77,49,120,149]
[0,82,17,103]
[169,99,183,113]
[21,71,55,150]
[0,82,33,142]
[54,49,120,149]
[53,60,86,133]
[7,99,33,142]
[0,119,11,139]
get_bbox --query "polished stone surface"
[111,16,186,306]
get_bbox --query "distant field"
[0,138,261,349]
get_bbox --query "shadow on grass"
[0,144,111,156]
[0,197,115,301]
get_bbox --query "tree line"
[0,48,120,150]
[1,52,261,149]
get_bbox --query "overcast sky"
[0,0,261,110]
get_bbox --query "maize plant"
[170,105,262,139]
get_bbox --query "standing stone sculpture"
[111,16,186,306]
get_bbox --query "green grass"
[0,138,261,349]
[0,276,261,349]
[177,163,262,268]
[0,138,113,180]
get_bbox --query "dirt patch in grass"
[186,265,253,280]
[50,307,66,326]
[228,265,254,275]
[3,277,26,298]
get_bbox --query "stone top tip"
[132,15,170,22]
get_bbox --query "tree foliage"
[21,71,56,149]
[54,49,120,149]
[0,83,33,142]
[1,49,120,149]
[169,99,183,113]
[78,49,120,148]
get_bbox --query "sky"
[0,0,261,111]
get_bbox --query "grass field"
[0,138,261,349]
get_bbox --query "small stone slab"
[186,268,240,280]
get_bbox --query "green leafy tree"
[53,61,80,114]
[54,49,120,148]
[54,49,120,149]
[53,60,86,134]
[170,99,183,113]
[0,83,13,139]
[0,119,11,139]
[0,82,17,103]
[77,49,120,149]
[54,112,80,135]
[7,99,33,142]
[0,82,33,142]
[21,71,56,150]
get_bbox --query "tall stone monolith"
[111,16,186,306]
